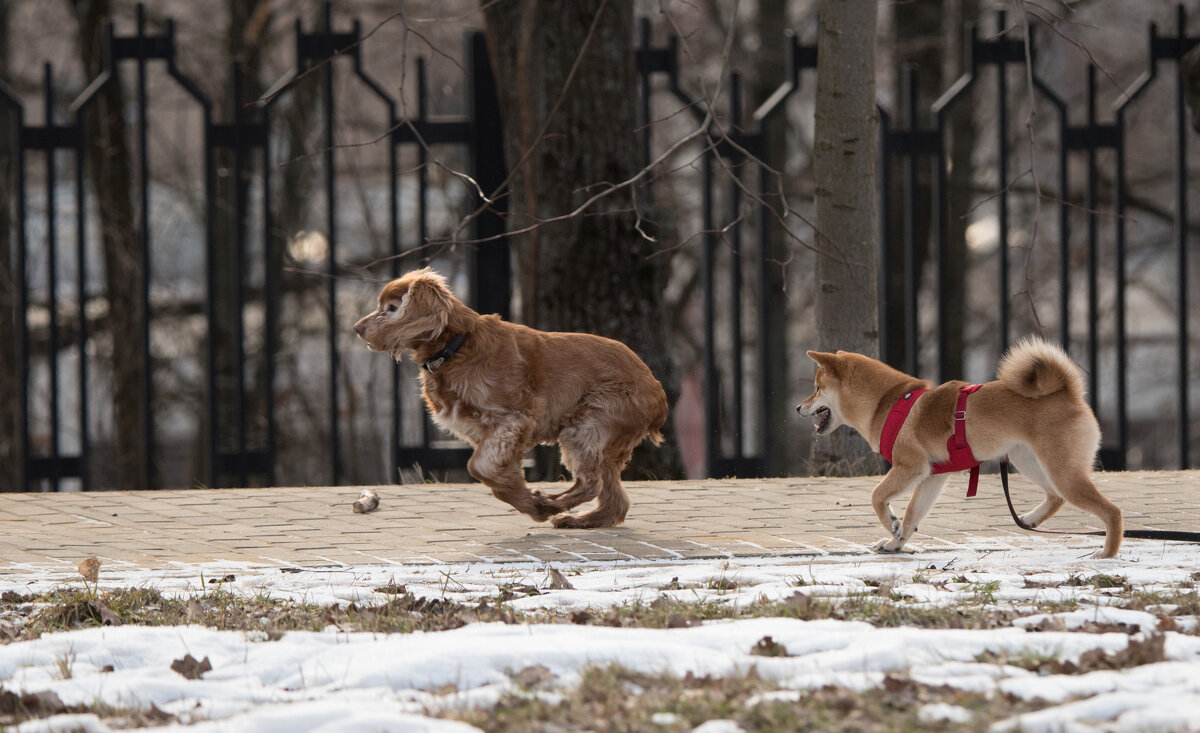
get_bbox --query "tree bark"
[481,0,682,479]
[71,0,148,489]
[810,0,883,475]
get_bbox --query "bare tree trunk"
[0,0,17,490]
[481,0,682,479]
[71,0,147,489]
[810,0,882,476]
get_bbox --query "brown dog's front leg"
[467,437,558,522]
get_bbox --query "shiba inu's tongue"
[814,406,830,432]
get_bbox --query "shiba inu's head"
[797,350,846,435]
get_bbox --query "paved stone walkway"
[0,471,1196,568]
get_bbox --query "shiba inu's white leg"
[1008,445,1065,528]
[896,473,949,542]
[870,468,927,553]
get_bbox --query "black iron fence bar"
[930,32,972,384]
[73,81,90,493]
[638,25,793,476]
[9,80,30,491]
[209,64,260,487]
[261,94,278,488]
[878,106,893,368]
[391,32,509,471]
[1027,73,1069,351]
[729,74,745,457]
[294,3,359,485]
[135,6,156,490]
[901,66,920,378]
[43,65,61,491]
[1141,5,1200,469]
[1171,7,1197,468]
[995,17,1011,359]
[750,35,816,469]
[416,57,432,451]
[929,17,1026,384]
[62,59,113,493]
[17,66,85,489]
[701,146,718,474]
[466,31,510,322]
[1114,106,1130,470]
[346,20,400,476]
[880,69,938,378]
[234,67,249,487]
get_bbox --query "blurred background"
[1,0,1196,491]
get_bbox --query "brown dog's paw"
[550,514,590,529]
[529,492,563,522]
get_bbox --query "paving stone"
[1,471,1196,568]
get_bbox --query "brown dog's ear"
[403,270,453,334]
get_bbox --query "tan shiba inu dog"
[797,338,1123,558]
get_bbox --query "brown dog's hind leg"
[549,428,637,529]
[552,465,629,529]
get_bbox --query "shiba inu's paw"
[872,537,907,553]
[886,508,904,540]
[1018,513,1039,528]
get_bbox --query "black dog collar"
[422,332,467,373]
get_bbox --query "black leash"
[1000,459,1200,543]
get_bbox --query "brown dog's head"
[353,268,456,356]
[797,350,847,435]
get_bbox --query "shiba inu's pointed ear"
[806,350,838,368]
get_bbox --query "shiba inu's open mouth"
[813,406,831,433]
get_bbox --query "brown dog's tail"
[997,337,1087,401]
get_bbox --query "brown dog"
[354,268,668,528]
[797,338,1124,557]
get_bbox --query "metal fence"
[2,4,1196,491]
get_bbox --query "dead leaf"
[514,664,555,690]
[170,654,213,680]
[751,635,789,657]
[544,567,574,590]
[185,598,203,624]
[87,600,122,626]
[0,689,67,716]
[77,557,101,585]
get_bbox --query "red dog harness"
[879,384,984,497]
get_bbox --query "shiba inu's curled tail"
[997,337,1087,400]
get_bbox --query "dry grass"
[1,575,1197,730]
